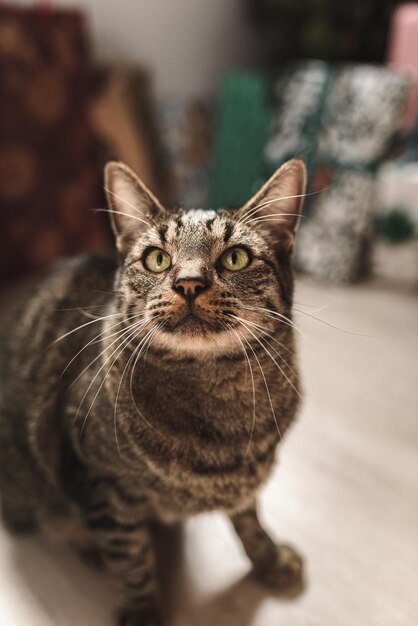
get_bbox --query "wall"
[14,0,259,97]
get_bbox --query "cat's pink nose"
[173,277,208,301]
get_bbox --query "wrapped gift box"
[0,4,110,285]
[265,62,410,282]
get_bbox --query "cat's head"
[104,158,306,355]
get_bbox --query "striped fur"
[0,159,306,625]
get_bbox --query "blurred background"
[0,2,417,626]
[1,0,418,288]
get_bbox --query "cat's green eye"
[220,247,250,272]
[144,248,171,273]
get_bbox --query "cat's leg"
[0,451,39,536]
[230,503,304,595]
[86,510,163,626]
[0,490,38,535]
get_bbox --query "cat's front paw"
[254,544,304,596]
[117,607,164,626]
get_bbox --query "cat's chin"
[172,314,209,333]
[152,326,241,357]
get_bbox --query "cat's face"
[104,159,306,355]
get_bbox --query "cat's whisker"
[240,304,306,339]
[74,325,137,426]
[127,325,165,434]
[293,299,326,308]
[69,316,152,387]
[142,321,166,364]
[113,321,161,454]
[52,312,125,345]
[229,326,257,458]
[79,319,155,437]
[77,309,108,320]
[101,186,153,224]
[106,323,158,449]
[245,214,303,226]
[237,323,250,389]
[130,323,162,379]
[293,307,375,338]
[50,303,113,311]
[236,188,328,227]
[93,289,119,296]
[240,305,296,332]
[61,313,147,379]
[236,326,283,444]
[71,317,153,394]
[79,328,140,437]
[235,315,294,355]
[234,320,301,477]
[230,315,302,400]
[241,302,322,363]
[232,315,299,380]
[251,305,323,356]
[235,319,299,378]
[95,207,151,228]
[258,333,300,387]
[236,194,305,226]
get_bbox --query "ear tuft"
[241,159,307,255]
[104,161,165,253]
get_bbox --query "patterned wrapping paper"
[266,62,410,282]
[298,171,377,282]
[156,75,272,211]
[0,4,110,285]
[297,66,409,282]
[265,61,331,186]
[159,75,295,210]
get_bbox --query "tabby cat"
[0,158,306,626]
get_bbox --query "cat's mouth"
[159,307,222,336]
[173,313,210,332]
[154,309,240,353]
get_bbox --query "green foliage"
[375,209,415,243]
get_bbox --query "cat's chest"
[144,443,277,522]
[136,359,248,411]
[83,354,297,519]
[128,354,288,426]
[126,364,278,461]
[116,356,293,470]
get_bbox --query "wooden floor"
[1,279,417,626]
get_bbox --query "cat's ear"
[104,161,166,253]
[241,159,307,256]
